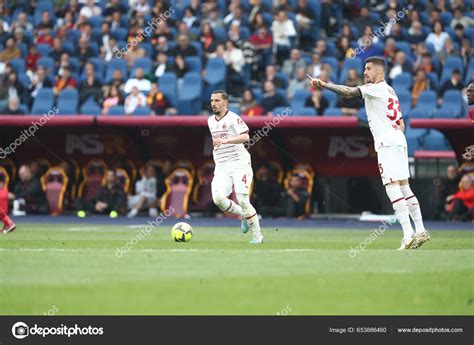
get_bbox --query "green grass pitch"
[0,224,472,315]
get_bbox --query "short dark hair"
[365,56,386,70]
[211,90,229,101]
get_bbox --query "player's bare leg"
[0,208,16,234]
[385,181,416,250]
[236,193,263,243]
[399,179,430,248]
[212,193,250,233]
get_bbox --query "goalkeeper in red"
[308,57,429,250]
[208,90,263,244]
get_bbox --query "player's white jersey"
[208,110,251,167]
[357,80,407,152]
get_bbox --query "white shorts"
[128,195,155,209]
[211,162,253,196]
[377,146,410,185]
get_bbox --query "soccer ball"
[171,222,193,242]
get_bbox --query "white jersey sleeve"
[357,81,407,152]
[230,112,249,134]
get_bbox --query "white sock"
[237,193,262,239]
[223,199,244,217]
[400,185,426,234]
[385,184,414,241]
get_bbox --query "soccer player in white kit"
[208,90,264,244]
[307,57,430,250]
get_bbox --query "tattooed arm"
[307,76,361,98]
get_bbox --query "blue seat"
[158,72,177,107]
[185,56,202,73]
[80,100,102,115]
[323,107,341,116]
[321,56,339,77]
[36,43,51,57]
[178,72,202,115]
[405,125,426,156]
[423,129,451,151]
[464,59,474,84]
[275,71,289,88]
[190,41,202,57]
[131,57,153,75]
[34,2,54,25]
[240,26,250,40]
[322,89,338,107]
[88,15,104,28]
[414,90,437,117]
[105,58,128,83]
[395,41,411,56]
[203,58,226,101]
[397,89,412,115]
[294,107,316,116]
[440,12,453,27]
[272,106,289,115]
[229,106,240,115]
[440,89,463,117]
[252,88,263,103]
[66,29,81,45]
[408,108,431,119]
[339,57,363,84]
[57,89,79,115]
[107,106,126,115]
[132,106,152,116]
[37,57,55,74]
[111,28,128,42]
[87,57,106,80]
[213,27,227,42]
[440,56,464,84]
[10,58,26,74]
[358,108,367,121]
[392,72,413,89]
[290,89,311,109]
[31,88,54,114]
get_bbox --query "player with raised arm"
[208,90,263,244]
[307,57,430,250]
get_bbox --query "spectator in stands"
[288,67,311,100]
[357,27,383,60]
[313,39,328,58]
[411,69,432,107]
[10,12,33,34]
[154,52,169,79]
[460,38,473,68]
[353,8,378,36]
[439,69,464,98]
[453,23,468,46]
[28,66,53,107]
[249,12,266,32]
[53,67,77,96]
[9,165,49,216]
[0,71,25,108]
[418,53,438,74]
[183,7,199,28]
[387,23,407,42]
[261,174,308,218]
[132,0,151,16]
[407,20,426,47]
[77,38,95,70]
[0,38,21,63]
[425,20,450,53]
[76,170,126,217]
[248,0,270,25]
[0,22,8,47]
[263,65,284,89]
[200,23,218,55]
[389,52,413,81]
[124,68,152,94]
[169,55,189,83]
[451,7,474,29]
[110,10,123,31]
[103,70,125,97]
[337,69,363,116]
[102,85,123,115]
[153,36,171,56]
[127,164,158,218]
[177,21,198,42]
[147,83,176,115]
[249,26,273,78]
[252,164,281,216]
[49,38,65,67]
[25,45,40,75]
[240,88,264,116]
[206,8,224,29]
[96,21,112,51]
[274,0,292,15]
[445,174,474,221]
[436,38,458,65]
[37,11,54,30]
[304,88,329,116]
[79,63,102,106]
[57,53,77,76]
[36,27,54,47]
[384,38,398,66]
[295,0,316,50]
[272,10,296,65]
[124,86,146,114]
[1,98,24,115]
[172,34,198,57]
[282,49,306,79]
[79,0,102,18]
[13,27,29,48]
[224,40,245,96]
[224,3,245,27]
[305,52,322,79]
[438,164,460,218]
[261,80,287,115]
[102,37,119,62]
[336,36,354,61]
[103,0,128,17]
